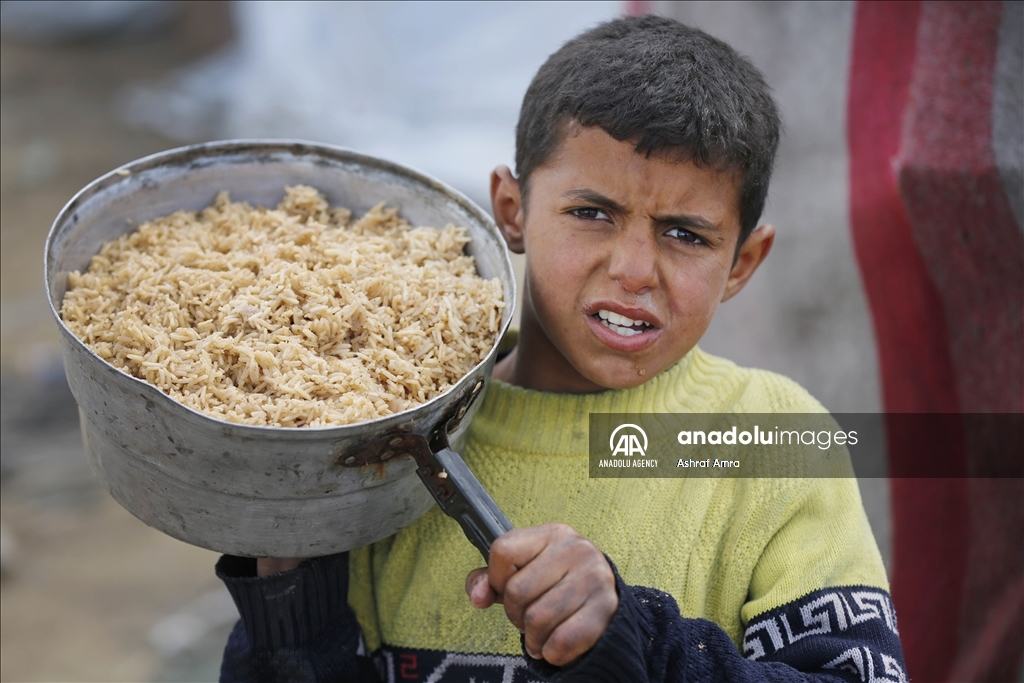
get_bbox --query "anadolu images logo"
[610,423,648,457]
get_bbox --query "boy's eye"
[665,227,706,246]
[570,207,611,221]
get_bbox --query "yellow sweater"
[348,347,888,656]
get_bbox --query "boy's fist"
[465,522,618,666]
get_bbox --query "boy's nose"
[606,232,658,294]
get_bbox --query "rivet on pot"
[380,450,394,461]
[343,456,356,466]
[389,436,403,447]
[456,404,468,420]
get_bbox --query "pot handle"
[413,429,514,562]
[428,447,514,561]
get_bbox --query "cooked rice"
[61,186,504,427]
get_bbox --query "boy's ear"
[490,165,526,254]
[721,224,775,303]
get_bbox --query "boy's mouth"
[594,309,654,337]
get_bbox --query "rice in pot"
[60,186,504,427]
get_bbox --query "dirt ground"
[1,5,239,681]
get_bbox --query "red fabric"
[896,1,1024,415]
[849,2,1023,681]
[897,5,1024,682]
[849,6,968,681]
[624,1,651,17]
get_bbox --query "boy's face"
[492,125,773,393]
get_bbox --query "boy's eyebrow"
[563,188,722,233]
[562,188,627,214]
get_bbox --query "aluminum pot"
[45,140,516,558]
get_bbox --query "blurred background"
[1,1,1020,681]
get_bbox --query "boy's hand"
[465,523,618,666]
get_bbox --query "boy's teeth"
[596,310,652,337]
[603,321,637,337]
[597,309,650,329]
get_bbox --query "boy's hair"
[515,15,781,243]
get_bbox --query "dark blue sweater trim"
[216,554,906,683]
[742,586,906,683]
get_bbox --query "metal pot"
[45,140,516,558]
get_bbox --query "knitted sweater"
[218,348,905,682]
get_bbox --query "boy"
[217,16,905,683]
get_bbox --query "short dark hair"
[515,15,781,243]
